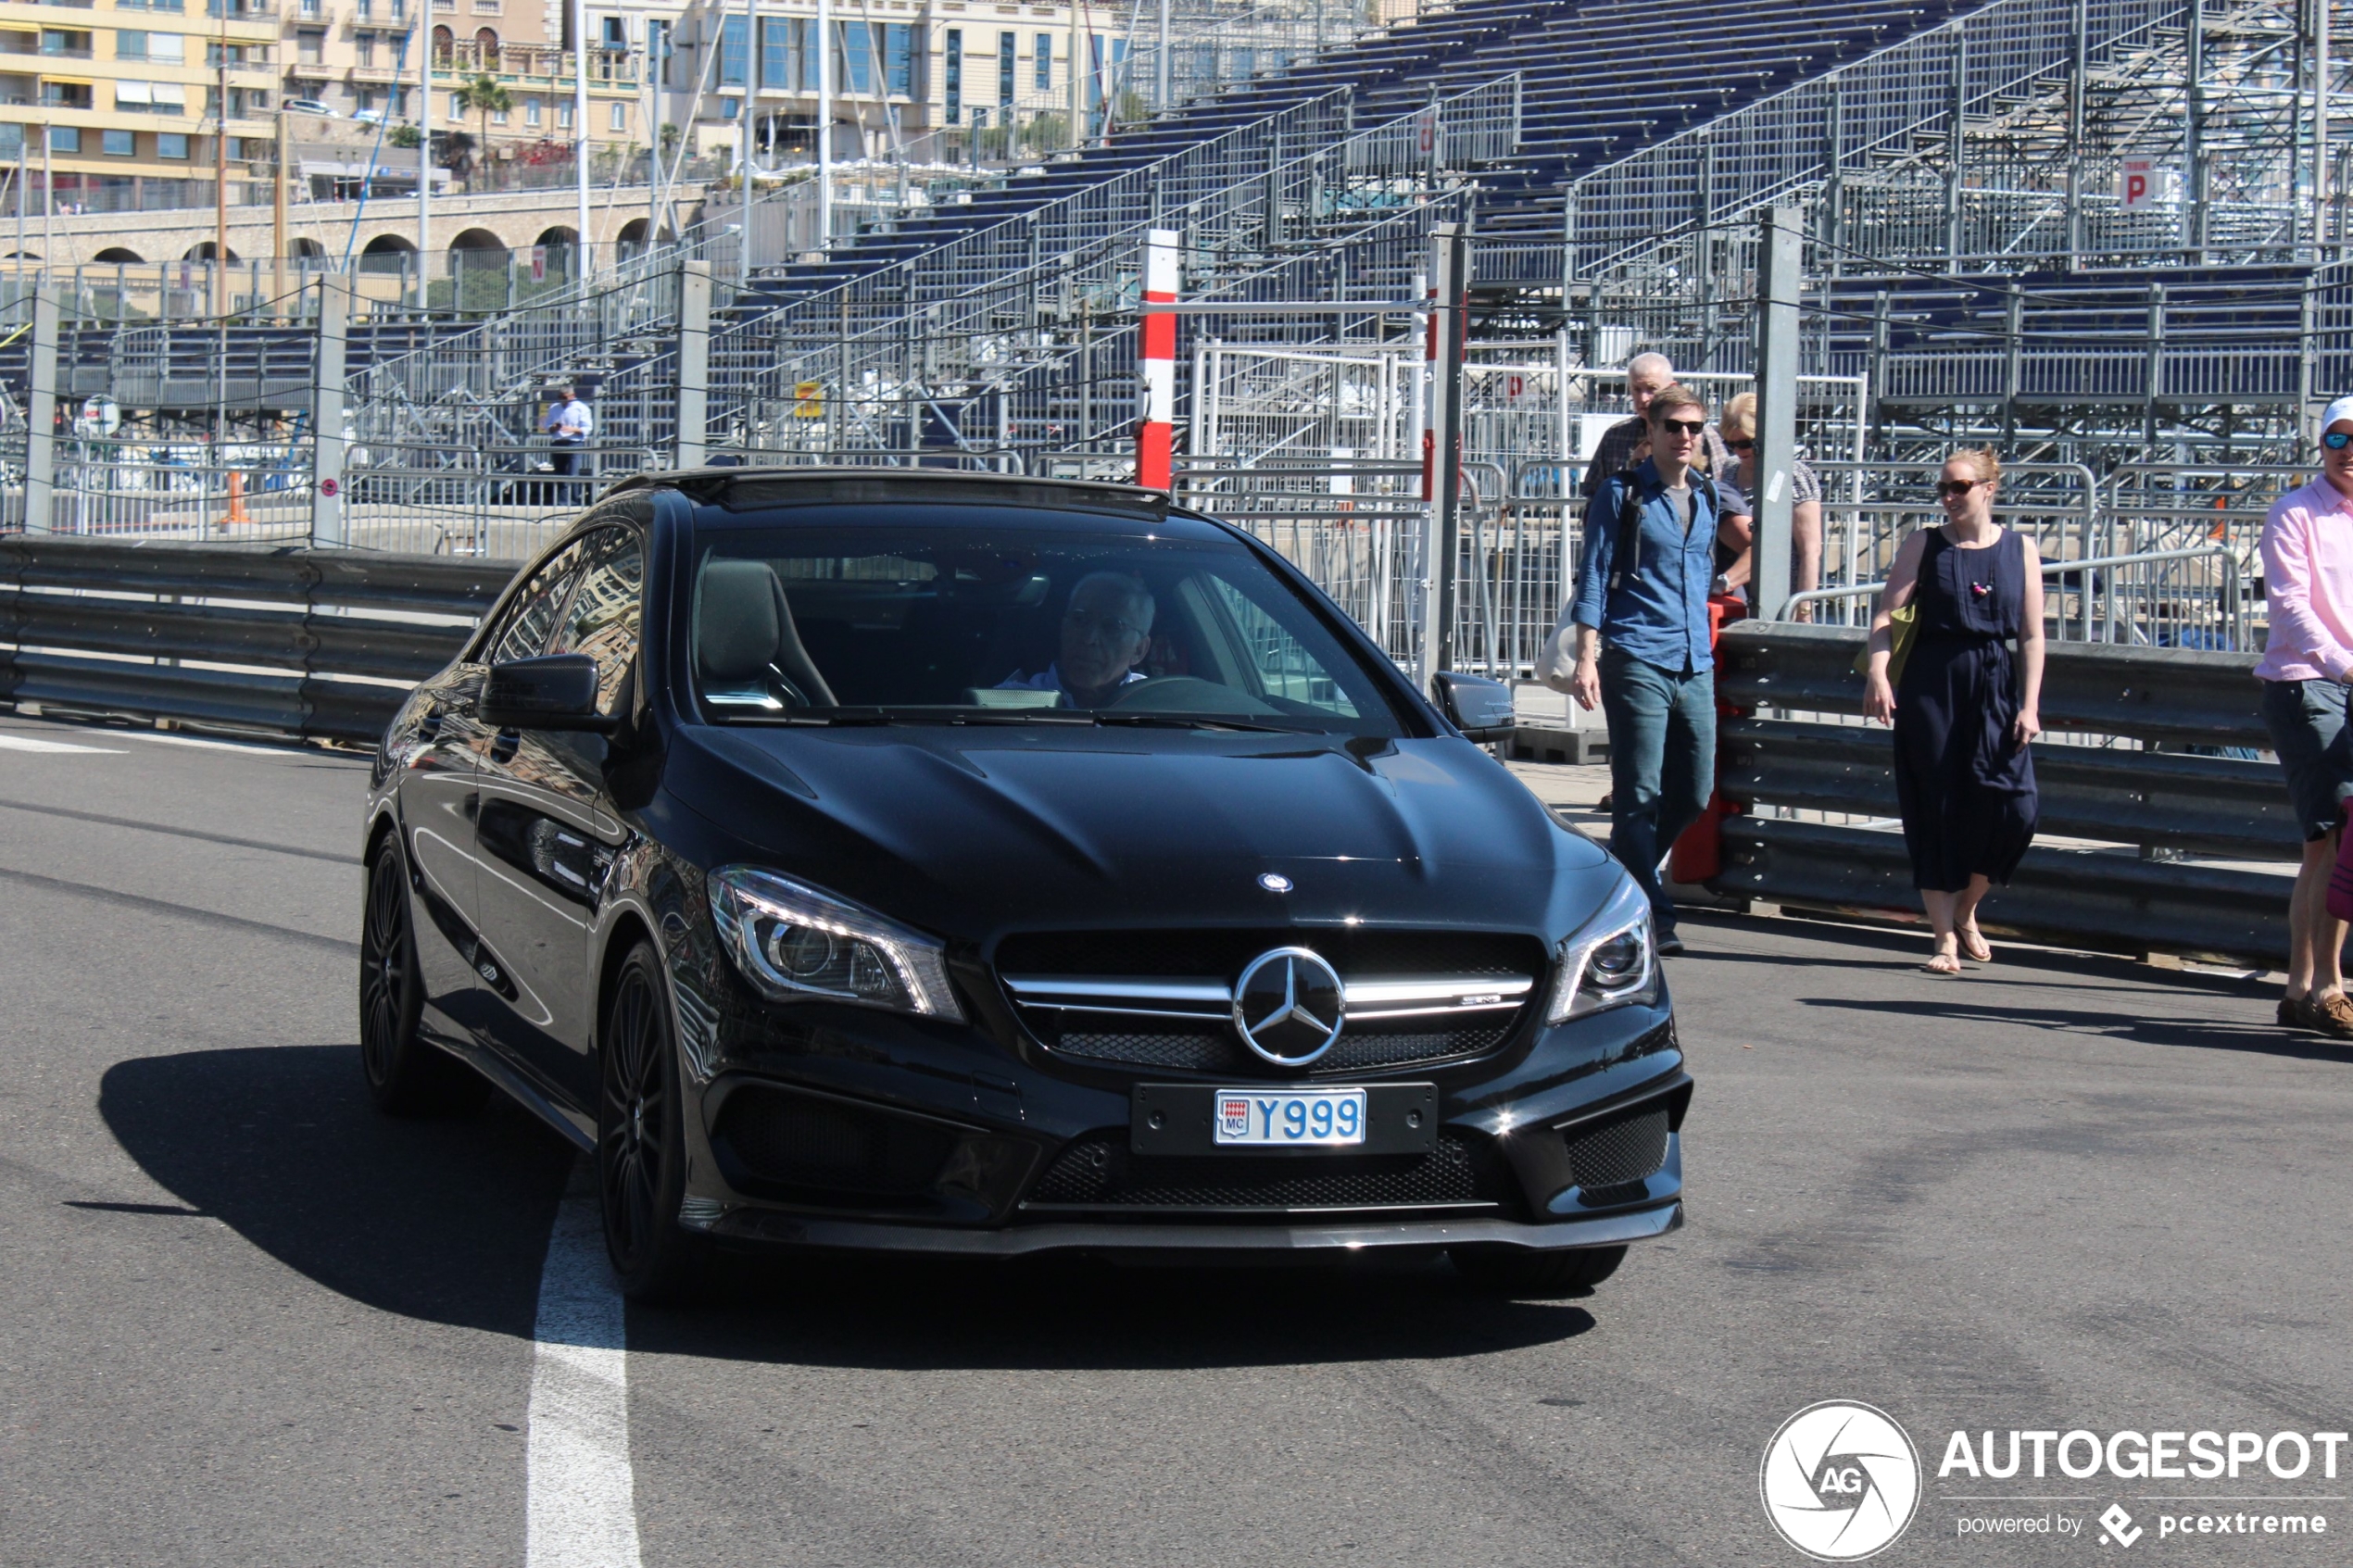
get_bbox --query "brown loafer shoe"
[2281,997,2310,1031]
[2303,992,2353,1040]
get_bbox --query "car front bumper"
[692,1195,1683,1260]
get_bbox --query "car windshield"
[689,509,1404,735]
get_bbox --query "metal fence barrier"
[0,539,507,743]
[1711,621,2291,963]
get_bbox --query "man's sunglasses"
[2324,430,2353,450]
[1936,479,1985,498]
[1653,418,1707,437]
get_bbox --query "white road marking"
[0,734,125,754]
[527,1164,643,1568]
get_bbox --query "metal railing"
[1779,545,2248,649]
[712,77,1520,444]
[1115,0,1429,120]
[38,438,313,541]
[1554,0,2295,290]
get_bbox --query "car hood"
[660,721,1620,945]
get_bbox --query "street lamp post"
[417,17,432,308]
[273,107,289,309]
[573,0,590,268]
[215,33,230,314]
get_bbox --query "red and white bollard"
[1136,228,1179,491]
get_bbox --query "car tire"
[598,941,705,1304]
[359,833,488,1116]
[1449,1243,1628,1299]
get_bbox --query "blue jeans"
[1600,646,1717,933]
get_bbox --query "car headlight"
[707,867,965,1021]
[1545,877,1659,1023]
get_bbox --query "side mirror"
[1431,670,1516,744]
[479,653,618,734]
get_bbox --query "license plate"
[1212,1087,1367,1147]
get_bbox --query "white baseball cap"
[2322,395,2353,433]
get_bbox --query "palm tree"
[453,71,513,178]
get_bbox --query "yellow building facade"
[0,0,280,220]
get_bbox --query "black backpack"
[1604,469,1713,596]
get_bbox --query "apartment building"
[276,0,660,168]
[663,0,1103,166]
[0,0,280,221]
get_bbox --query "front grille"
[711,1084,957,1201]
[997,928,1545,978]
[1055,1021,1514,1076]
[1564,1107,1671,1201]
[1024,1131,1508,1212]
[1000,926,1544,1078]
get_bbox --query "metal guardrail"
[1780,546,2249,649]
[1711,621,2290,963]
[0,539,507,743]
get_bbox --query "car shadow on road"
[97,1044,575,1337]
[100,1046,1608,1367]
[626,1250,1603,1373]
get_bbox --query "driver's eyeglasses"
[2324,430,2353,450]
[1064,611,1144,640]
[1936,479,1983,498]
[1654,419,1707,437]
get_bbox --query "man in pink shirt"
[2258,394,2353,1038]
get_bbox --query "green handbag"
[1853,602,1919,688]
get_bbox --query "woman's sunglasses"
[1936,479,1984,498]
[1726,438,1755,452]
[2324,430,2353,450]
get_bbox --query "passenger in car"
[998,571,1159,708]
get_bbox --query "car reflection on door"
[471,730,621,1110]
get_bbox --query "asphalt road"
[2,706,2348,1568]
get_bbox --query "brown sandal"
[1958,929,1994,964]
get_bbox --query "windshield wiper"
[1088,713,1301,734]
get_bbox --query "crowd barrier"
[0,542,2303,966]
[1711,622,2294,965]
[0,539,505,744]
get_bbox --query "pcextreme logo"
[1761,1401,1924,1562]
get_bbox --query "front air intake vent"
[1024,1132,1509,1213]
[1563,1107,1671,1198]
[711,1084,957,1204]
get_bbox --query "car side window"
[1201,576,1362,717]
[548,529,646,717]
[484,545,585,666]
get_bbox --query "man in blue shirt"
[1566,384,1720,955]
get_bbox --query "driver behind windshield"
[997,571,1156,708]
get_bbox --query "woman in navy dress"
[1863,450,2046,975]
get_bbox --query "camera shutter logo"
[1759,1401,1921,1561]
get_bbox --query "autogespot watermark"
[1760,1401,1924,1561]
[1764,1406,2347,1557]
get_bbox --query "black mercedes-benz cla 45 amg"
[360,469,1690,1300]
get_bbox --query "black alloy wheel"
[1449,1243,1629,1299]
[359,834,486,1115]
[598,942,703,1302]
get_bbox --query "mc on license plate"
[1213,1087,1366,1146]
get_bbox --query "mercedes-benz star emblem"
[1231,947,1346,1067]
